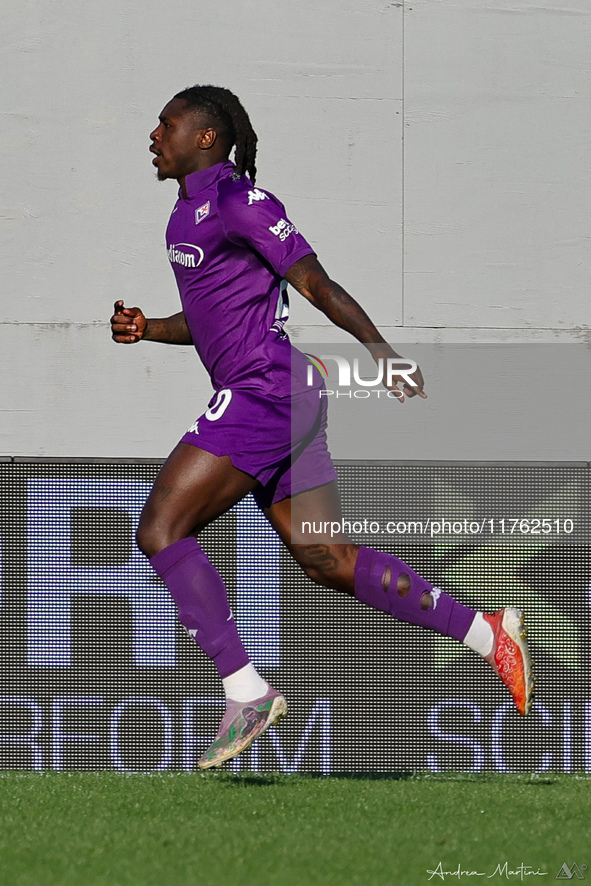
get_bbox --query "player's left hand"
[387,362,427,403]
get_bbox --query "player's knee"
[136,521,175,560]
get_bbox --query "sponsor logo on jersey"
[195,201,210,225]
[247,188,268,205]
[269,218,298,241]
[167,243,204,268]
[186,418,200,435]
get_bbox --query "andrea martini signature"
[426,861,548,881]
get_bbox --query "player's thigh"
[137,442,258,556]
[266,481,357,591]
[266,480,348,544]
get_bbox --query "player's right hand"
[110,301,148,343]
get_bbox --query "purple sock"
[150,537,249,679]
[354,546,476,642]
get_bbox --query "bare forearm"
[144,312,193,345]
[311,278,389,350]
[285,258,399,360]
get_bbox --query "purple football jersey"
[165,161,315,396]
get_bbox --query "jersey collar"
[180,161,236,199]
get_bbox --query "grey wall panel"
[0,323,211,459]
[3,325,588,460]
[1,0,588,458]
[404,0,590,328]
[1,0,403,456]
[1,0,402,326]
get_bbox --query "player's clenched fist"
[110,301,148,343]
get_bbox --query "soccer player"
[110,85,534,770]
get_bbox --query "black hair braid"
[174,85,258,183]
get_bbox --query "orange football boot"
[483,608,534,716]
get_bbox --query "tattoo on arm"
[284,259,313,298]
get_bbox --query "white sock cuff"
[222,662,268,703]
[463,612,494,658]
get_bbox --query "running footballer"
[110,85,534,770]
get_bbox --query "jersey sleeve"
[218,181,315,277]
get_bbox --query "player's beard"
[156,164,170,182]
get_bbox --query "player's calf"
[353,546,534,716]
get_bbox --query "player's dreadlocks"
[174,85,258,184]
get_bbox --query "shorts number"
[205,389,232,422]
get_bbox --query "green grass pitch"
[0,772,588,885]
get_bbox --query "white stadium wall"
[1,0,589,459]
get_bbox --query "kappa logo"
[269,217,298,241]
[247,188,268,205]
[556,862,587,880]
[167,243,204,268]
[186,418,199,435]
[195,201,210,225]
[430,587,443,610]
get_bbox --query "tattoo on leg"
[299,545,339,573]
[152,484,174,503]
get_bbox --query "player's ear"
[197,128,217,150]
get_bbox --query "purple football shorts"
[180,386,337,507]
